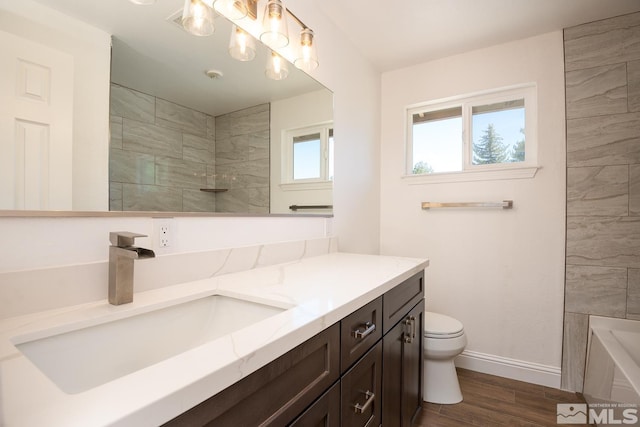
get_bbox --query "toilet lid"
[424,311,464,337]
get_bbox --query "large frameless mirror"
[0,0,333,215]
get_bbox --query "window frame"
[281,122,333,189]
[405,84,539,183]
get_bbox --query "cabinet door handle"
[403,316,417,344]
[353,390,375,414]
[352,322,376,339]
[409,315,416,339]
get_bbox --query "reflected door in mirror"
[0,30,73,210]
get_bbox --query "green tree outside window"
[473,123,508,165]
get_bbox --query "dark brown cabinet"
[163,323,340,427]
[382,300,424,427]
[163,271,425,427]
[341,341,383,427]
[383,272,424,334]
[340,296,383,373]
[340,269,424,427]
[289,382,341,427]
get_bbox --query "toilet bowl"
[423,311,467,404]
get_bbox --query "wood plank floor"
[415,368,592,427]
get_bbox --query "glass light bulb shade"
[259,0,289,48]
[265,52,289,80]
[182,0,215,37]
[129,0,156,4]
[294,28,319,72]
[229,25,256,61]
[214,0,248,20]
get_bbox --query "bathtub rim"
[586,315,640,399]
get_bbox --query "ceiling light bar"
[132,0,318,78]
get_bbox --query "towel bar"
[421,200,513,209]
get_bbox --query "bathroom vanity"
[164,270,424,427]
[0,252,428,426]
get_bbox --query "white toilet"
[423,311,467,404]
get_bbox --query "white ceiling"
[316,0,640,71]
[32,0,327,116]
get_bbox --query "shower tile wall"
[109,84,270,213]
[562,11,640,392]
[109,84,216,212]
[214,104,270,214]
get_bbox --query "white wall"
[380,32,567,385]
[270,89,334,214]
[0,0,111,211]
[291,0,381,254]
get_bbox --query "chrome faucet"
[109,231,155,305]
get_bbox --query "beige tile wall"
[109,84,270,213]
[562,11,640,391]
[214,104,270,214]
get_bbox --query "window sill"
[402,166,540,184]
[280,181,333,191]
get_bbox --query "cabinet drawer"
[340,296,383,373]
[163,322,340,427]
[289,381,340,427]
[383,271,424,333]
[341,340,383,427]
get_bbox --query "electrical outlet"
[159,225,170,247]
[155,218,174,248]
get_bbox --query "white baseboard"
[455,350,561,389]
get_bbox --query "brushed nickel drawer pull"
[403,318,413,344]
[402,319,413,344]
[352,322,376,339]
[353,390,375,414]
[410,315,416,339]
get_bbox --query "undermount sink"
[13,295,287,394]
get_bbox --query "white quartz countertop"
[0,252,428,427]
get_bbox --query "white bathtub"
[584,316,640,406]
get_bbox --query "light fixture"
[229,25,256,61]
[294,28,318,72]
[171,0,319,75]
[129,0,156,4]
[214,0,248,20]
[182,0,215,37]
[260,0,289,48]
[265,51,289,80]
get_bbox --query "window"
[411,107,463,174]
[471,99,525,166]
[407,85,537,181]
[282,123,333,186]
[293,132,322,180]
